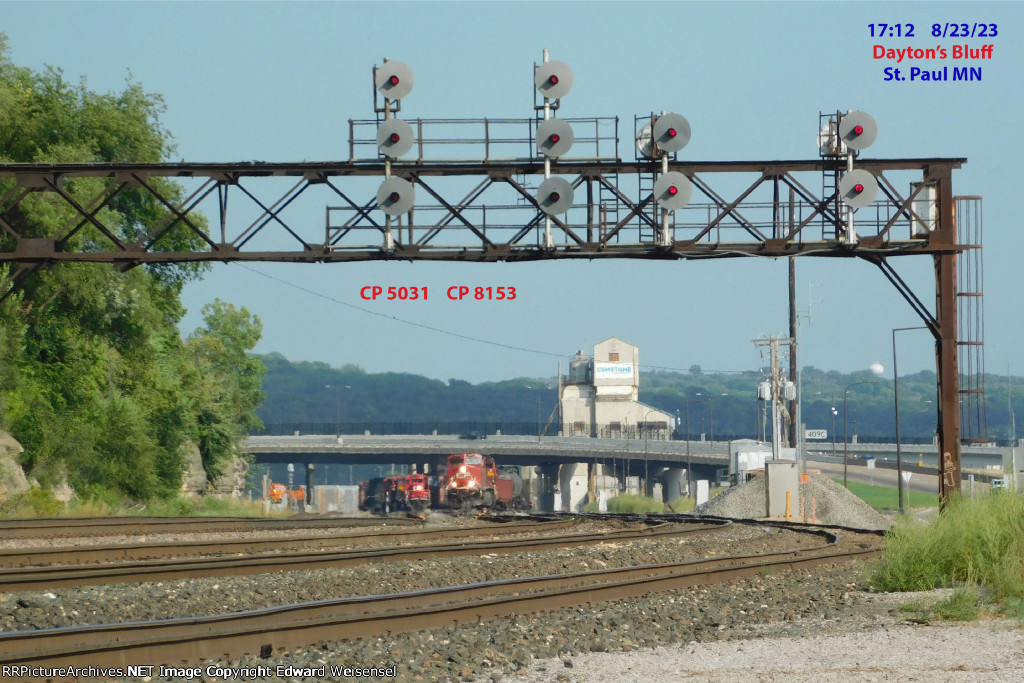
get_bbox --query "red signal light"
[389,192,401,202]
[667,128,677,138]
[668,185,678,196]
[389,75,400,86]
[853,183,864,194]
[853,125,864,135]
[390,133,401,143]
[550,192,561,202]
[549,75,559,85]
[550,134,560,144]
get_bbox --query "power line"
[237,264,750,377]
[237,264,566,360]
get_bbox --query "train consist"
[358,453,528,515]
[444,452,526,512]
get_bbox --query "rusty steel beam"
[0,158,967,179]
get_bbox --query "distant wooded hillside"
[256,353,1024,445]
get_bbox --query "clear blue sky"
[3,2,1021,384]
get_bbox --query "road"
[806,458,992,498]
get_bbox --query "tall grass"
[584,493,665,514]
[0,487,271,518]
[872,492,1024,607]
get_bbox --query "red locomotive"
[445,452,526,512]
[404,473,431,513]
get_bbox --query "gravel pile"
[693,472,891,530]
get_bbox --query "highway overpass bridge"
[244,433,1008,482]
[243,434,1012,510]
[245,433,729,474]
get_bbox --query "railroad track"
[0,517,726,591]
[0,514,424,540]
[0,519,884,675]
[0,517,583,568]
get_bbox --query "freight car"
[444,452,527,512]
[358,475,405,515]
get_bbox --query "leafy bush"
[0,485,64,517]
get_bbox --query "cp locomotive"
[444,452,526,512]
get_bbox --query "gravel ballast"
[0,522,809,631]
[7,496,1018,681]
[100,560,1024,683]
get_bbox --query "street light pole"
[685,402,691,497]
[709,396,715,445]
[685,398,707,498]
[843,381,878,488]
[893,326,928,514]
[324,384,350,436]
[642,409,662,497]
[831,407,838,458]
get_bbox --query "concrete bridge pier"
[534,464,561,512]
[660,467,687,503]
[304,463,314,512]
[558,462,589,513]
[645,467,668,499]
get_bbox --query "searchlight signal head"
[536,118,574,159]
[839,169,878,208]
[537,177,573,215]
[534,60,573,99]
[838,111,878,150]
[376,176,415,216]
[374,61,414,100]
[652,113,691,154]
[376,119,414,158]
[654,171,692,210]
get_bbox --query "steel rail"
[0,515,424,540]
[0,523,883,673]
[0,519,585,568]
[0,519,728,592]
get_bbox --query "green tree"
[0,38,263,501]
[186,300,266,480]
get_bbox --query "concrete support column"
[558,462,589,513]
[661,467,686,502]
[536,464,561,512]
[305,463,314,513]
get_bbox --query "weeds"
[0,485,64,517]
[1,489,270,519]
[872,492,1024,618]
[896,586,983,623]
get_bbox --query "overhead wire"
[236,263,750,376]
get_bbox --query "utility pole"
[753,336,794,462]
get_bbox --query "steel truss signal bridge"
[0,57,982,506]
